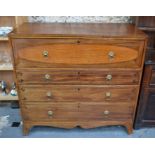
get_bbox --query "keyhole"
[77,40,80,44]
[77,72,80,80]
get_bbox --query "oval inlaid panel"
[18,44,138,65]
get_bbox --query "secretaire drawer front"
[13,40,144,68]
[22,103,78,121]
[20,85,139,102]
[17,69,140,85]
[79,103,133,120]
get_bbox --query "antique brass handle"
[105,92,111,98]
[45,74,50,80]
[108,51,115,59]
[104,110,110,115]
[106,74,112,81]
[43,50,48,57]
[46,91,52,97]
[48,110,53,116]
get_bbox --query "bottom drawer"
[22,102,133,121]
[79,103,133,120]
[22,103,79,121]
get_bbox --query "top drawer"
[12,39,145,68]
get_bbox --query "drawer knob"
[45,74,51,80]
[104,110,110,115]
[43,50,48,57]
[48,110,53,116]
[108,51,115,59]
[106,74,112,80]
[46,91,52,97]
[105,92,111,98]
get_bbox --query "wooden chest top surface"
[10,23,147,39]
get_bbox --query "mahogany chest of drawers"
[9,23,147,135]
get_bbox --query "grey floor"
[0,102,155,138]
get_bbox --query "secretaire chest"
[9,23,147,135]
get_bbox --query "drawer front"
[138,88,155,121]
[142,88,155,120]
[17,69,78,84]
[12,39,144,68]
[20,85,139,102]
[143,31,155,64]
[22,102,133,121]
[79,103,133,120]
[144,31,155,49]
[150,69,155,86]
[17,69,140,85]
[145,49,155,64]
[143,65,155,87]
[22,103,78,121]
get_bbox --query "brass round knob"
[106,74,112,81]
[104,110,110,115]
[46,91,52,97]
[48,110,53,116]
[45,74,50,80]
[105,92,111,97]
[43,50,48,57]
[108,51,115,59]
